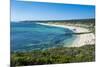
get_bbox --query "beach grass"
[11,45,95,66]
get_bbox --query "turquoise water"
[11,22,76,52]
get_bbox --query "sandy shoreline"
[37,23,95,47]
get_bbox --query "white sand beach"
[37,23,95,47]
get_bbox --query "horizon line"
[11,18,95,22]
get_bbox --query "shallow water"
[11,22,76,52]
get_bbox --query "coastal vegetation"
[11,45,95,66]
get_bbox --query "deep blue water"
[11,22,76,52]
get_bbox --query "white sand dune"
[37,23,95,47]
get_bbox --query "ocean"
[11,22,76,52]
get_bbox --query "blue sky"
[11,0,95,21]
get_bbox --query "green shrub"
[11,45,95,66]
